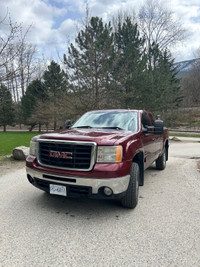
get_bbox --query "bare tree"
[138,0,186,51]
[112,9,137,32]
[3,42,37,103]
[0,13,21,83]
[14,26,37,97]
[29,92,76,131]
[32,55,49,81]
[0,12,36,102]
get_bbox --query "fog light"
[103,187,113,196]
[27,174,34,184]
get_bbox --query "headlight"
[29,140,38,156]
[97,146,122,163]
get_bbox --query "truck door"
[148,112,163,160]
[141,112,155,168]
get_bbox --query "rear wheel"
[156,148,166,170]
[121,162,140,209]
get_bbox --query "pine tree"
[43,60,67,98]
[112,17,147,108]
[142,44,182,112]
[64,16,114,112]
[43,61,67,130]
[0,84,15,132]
[21,79,46,130]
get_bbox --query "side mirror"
[154,120,164,135]
[65,120,71,129]
[142,127,149,134]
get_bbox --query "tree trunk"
[3,124,6,132]
[54,120,57,131]
[29,124,35,132]
[46,123,49,132]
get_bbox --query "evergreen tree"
[64,16,114,112]
[112,17,147,108]
[43,60,67,98]
[21,79,45,130]
[0,84,15,132]
[43,61,67,130]
[62,15,181,117]
[142,44,182,112]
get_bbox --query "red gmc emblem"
[49,151,73,159]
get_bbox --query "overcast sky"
[1,0,200,63]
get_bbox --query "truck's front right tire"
[156,148,166,170]
[121,162,139,209]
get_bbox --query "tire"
[121,162,140,209]
[156,148,166,170]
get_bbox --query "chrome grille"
[38,139,96,171]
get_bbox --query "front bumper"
[26,167,130,199]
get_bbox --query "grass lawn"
[0,132,41,156]
[169,132,200,138]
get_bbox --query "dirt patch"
[0,157,25,176]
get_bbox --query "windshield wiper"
[101,127,123,130]
[75,126,93,128]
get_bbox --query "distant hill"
[174,58,200,77]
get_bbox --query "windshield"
[72,110,138,132]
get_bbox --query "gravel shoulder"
[0,158,25,176]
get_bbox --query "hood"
[37,128,134,145]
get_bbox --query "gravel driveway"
[0,140,200,267]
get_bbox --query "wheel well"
[133,152,144,186]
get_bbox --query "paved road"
[170,137,200,159]
[0,141,200,267]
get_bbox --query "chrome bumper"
[26,167,130,194]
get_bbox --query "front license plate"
[50,184,67,196]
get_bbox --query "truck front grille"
[38,139,96,171]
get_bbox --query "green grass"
[0,132,41,156]
[169,132,200,138]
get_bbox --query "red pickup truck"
[26,109,169,209]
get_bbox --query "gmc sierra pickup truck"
[26,109,169,209]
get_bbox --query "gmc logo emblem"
[49,151,73,159]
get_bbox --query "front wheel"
[156,148,166,170]
[121,162,140,209]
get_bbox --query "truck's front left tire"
[121,162,139,209]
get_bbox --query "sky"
[1,0,200,63]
